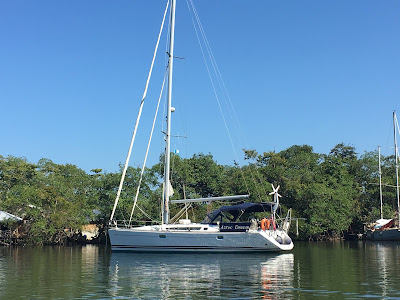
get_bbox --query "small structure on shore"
[0,211,23,245]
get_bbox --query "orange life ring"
[260,218,270,231]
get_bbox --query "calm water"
[1,241,400,299]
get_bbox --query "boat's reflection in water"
[109,252,294,299]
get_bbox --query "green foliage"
[1,141,398,243]
[243,144,387,240]
[0,157,98,244]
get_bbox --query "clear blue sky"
[1,1,399,173]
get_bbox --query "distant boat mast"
[393,111,400,225]
[378,146,383,220]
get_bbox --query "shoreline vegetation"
[0,143,397,245]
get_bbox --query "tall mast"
[378,146,383,220]
[394,111,400,225]
[163,0,176,225]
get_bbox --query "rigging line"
[187,1,236,158]
[194,15,267,198]
[195,3,267,200]
[117,205,129,227]
[188,0,266,199]
[170,204,193,223]
[188,1,265,201]
[135,204,154,222]
[190,29,251,198]
[110,0,170,224]
[190,4,266,200]
[129,67,168,225]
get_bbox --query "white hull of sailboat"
[108,225,293,252]
[107,1,295,254]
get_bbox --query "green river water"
[0,241,399,299]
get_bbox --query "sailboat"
[108,0,294,252]
[366,112,400,241]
